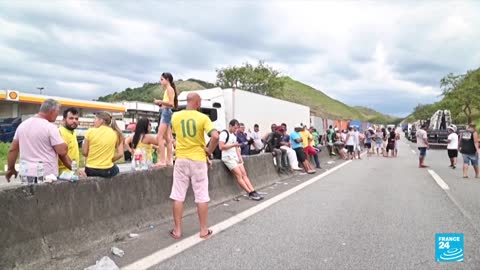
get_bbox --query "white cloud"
[0,1,479,116]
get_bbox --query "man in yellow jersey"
[58,108,84,176]
[168,92,219,240]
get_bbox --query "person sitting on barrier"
[58,107,86,177]
[82,111,124,177]
[6,99,71,183]
[267,126,289,174]
[236,123,252,156]
[249,124,264,155]
[124,118,158,165]
[168,92,219,240]
[220,119,263,201]
[299,126,321,168]
[279,124,303,171]
[290,125,316,174]
[262,123,287,171]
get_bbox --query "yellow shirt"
[163,89,170,103]
[172,110,215,162]
[136,140,153,161]
[299,130,313,148]
[58,126,79,175]
[85,125,118,169]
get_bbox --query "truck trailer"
[177,88,311,134]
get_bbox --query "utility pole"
[37,87,44,95]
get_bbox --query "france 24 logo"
[435,233,464,262]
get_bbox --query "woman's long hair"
[131,118,150,149]
[96,111,123,145]
[161,72,178,109]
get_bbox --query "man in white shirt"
[249,124,264,154]
[220,119,262,201]
[447,125,459,169]
[344,127,356,160]
[416,124,429,168]
[353,126,362,159]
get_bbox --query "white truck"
[177,87,311,134]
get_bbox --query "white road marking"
[122,160,353,270]
[428,169,450,190]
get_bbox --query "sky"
[0,1,479,117]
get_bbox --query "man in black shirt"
[459,123,479,178]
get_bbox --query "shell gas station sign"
[6,90,20,101]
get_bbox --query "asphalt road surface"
[4,138,480,269]
[143,139,480,270]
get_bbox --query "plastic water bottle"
[36,161,44,184]
[134,149,143,171]
[71,160,79,182]
[20,160,29,185]
[141,149,148,170]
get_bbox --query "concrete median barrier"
[0,153,284,270]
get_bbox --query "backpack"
[210,130,229,159]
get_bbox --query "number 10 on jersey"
[180,119,197,138]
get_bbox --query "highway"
[3,139,480,269]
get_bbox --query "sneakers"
[248,191,263,201]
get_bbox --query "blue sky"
[0,1,479,117]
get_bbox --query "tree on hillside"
[215,61,284,96]
[412,103,440,120]
[440,69,480,124]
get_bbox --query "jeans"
[85,165,120,178]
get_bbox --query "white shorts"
[222,156,241,171]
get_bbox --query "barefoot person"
[154,72,178,167]
[168,92,219,240]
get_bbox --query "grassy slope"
[278,77,367,120]
[97,76,396,122]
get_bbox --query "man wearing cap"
[446,125,459,169]
[290,125,316,174]
[459,123,479,178]
[416,124,429,168]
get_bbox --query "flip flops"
[169,229,181,240]
[200,229,213,239]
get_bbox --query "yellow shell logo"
[8,91,18,100]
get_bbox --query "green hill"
[98,76,396,123]
[97,79,209,102]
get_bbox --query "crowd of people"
[4,71,479,241]
[416,123,479,178]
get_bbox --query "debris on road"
[149,224,155,229]
[84,256,119,270]
[128,233,139,238]
[233,197,240,201]
[111,247,125,258]
[327,161,335,165]
[223,203,229,206]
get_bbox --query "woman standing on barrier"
[124,118,158,165]
[82,111,124,177]
[154,72,178,167]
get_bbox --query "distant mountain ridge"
[97,77,398,123]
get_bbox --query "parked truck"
[177,88,311,134]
